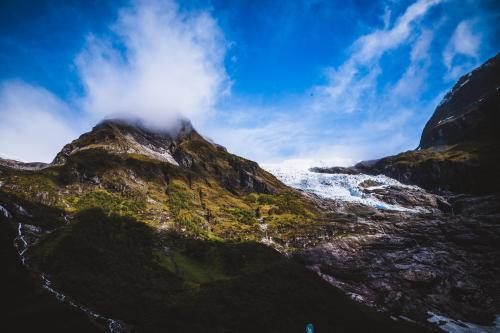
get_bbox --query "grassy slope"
[24,209,425,333]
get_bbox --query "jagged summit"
[50,117,282,195]
[52,118,195,166]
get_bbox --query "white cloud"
[443,19,481,69]
[392,29,433,98]
[208,105,417,168]
[208,0,443,167]
[0,82,79,162]
[354,0,441,64]
[0,0,228,162]
[77,0,229,130]
[315,0,442,113]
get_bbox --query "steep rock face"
[419,53,500,149]
[352,53,500,194]
[296,192,500,327]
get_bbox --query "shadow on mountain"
[0,192,103,332]
[0,192,429,332]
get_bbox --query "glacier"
[264,164,426,212]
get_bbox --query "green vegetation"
[26,209,424,332]
[73,189,146,215]
[0,146,321,245]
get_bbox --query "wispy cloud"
[391,29,433,99]
[0,0,228,162]
[313,0,442,113]
[443,19,482,79]
[0,82,80,162]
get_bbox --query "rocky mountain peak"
[419,53,500,149]
[49,117,282,195]
[52,117,196,166]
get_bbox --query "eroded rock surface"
[295,192,500,327]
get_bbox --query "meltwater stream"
[12,217,128,333]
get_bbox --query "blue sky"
[0,0,499,165]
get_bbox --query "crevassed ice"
[264,166,422,212]
[427,312,500,333]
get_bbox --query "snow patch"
[458,78,470,89]
[125,134,179,166]
[438,115,455,125]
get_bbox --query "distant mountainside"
[419,54,500,149]
[1,119,427,332]
[324,53,500,194]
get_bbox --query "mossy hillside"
[29,209,427,333]
[28,209,291,325]
[0,167,63,208]
[0,149,327,247]
[176,131,285,194]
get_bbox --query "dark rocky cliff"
[419,53,500,149]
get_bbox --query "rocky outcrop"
[0,158,49,171]
[295,192,500,326]
[310,166,361,175]
[358,141,500,194]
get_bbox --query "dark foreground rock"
[295,192,500,327]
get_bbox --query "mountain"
[419,54,500,149]
[0,119,427,332]
[352,53,500,194]
[2,54,499,331]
